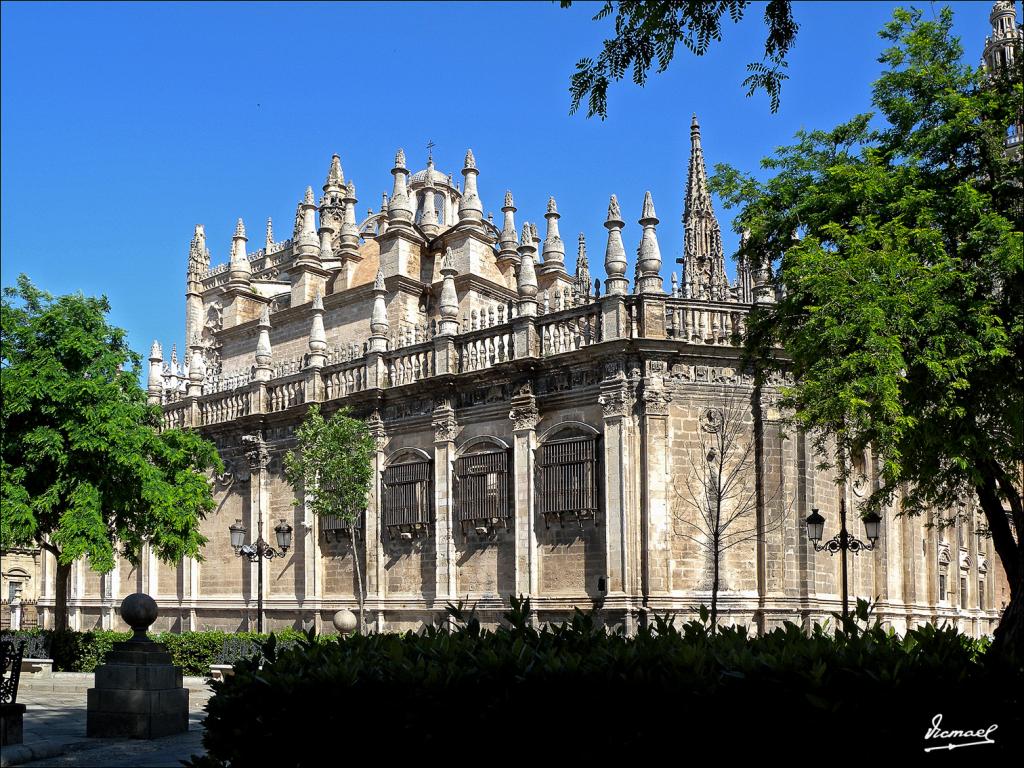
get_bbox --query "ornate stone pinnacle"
[504,190,514,208]
[395,148,406,168]
[547,196,558,214]
[607,194,622,222]
[520,222,532,245]
[327,154,343,186]
[312,292,324,311]
[374,268,386,292]
[265,217,274,246]
[150,340,162,359]
[464,149,476,169]
[259,305,271,326]
[234,218,246,238]
[304,186,315,205]
[640,191,658,223]
[442,246,455,272]
[346,181,356,199]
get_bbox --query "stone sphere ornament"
[332,609,358,635]
[120,593,159,642]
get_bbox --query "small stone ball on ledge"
[120,593,159,642]
[332,609,357,635]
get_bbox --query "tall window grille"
[536,435,599,527]
[317,479,364,540]
[382,460,433,539]
[454,450,510,534]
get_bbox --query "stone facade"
[23,2,1019,639]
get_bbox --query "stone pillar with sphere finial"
[86,594,189,739]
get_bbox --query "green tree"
[1,275,223,631]
[283,404,375,631]
[709,8,1023,656]
[563,0,798,119]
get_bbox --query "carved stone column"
[639,363,672,601]
[509,385,540,605]
[433,400,458,602]
[598,361,633,600]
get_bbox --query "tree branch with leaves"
[284,404,375,632]
[563,0,798,118]
[1,274,222,631]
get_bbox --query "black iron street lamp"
[229,518,293,633]
[805,499,881,620]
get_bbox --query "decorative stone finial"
[120,593,159,643]
[265,217,274,248]
[255,305,272,370]
[307,292,327,366]
[370,268,390,342]
[516,222,539,314]
[575,232,592,302]
[388,149,414,225]
[438,247,460,332]
[188,224,210,276]
[459,148,483,223]
[540,195,566,275]
[227,218,252,289]
[326,154,344,189]
[304,186,315,205]
[603,194,628,295]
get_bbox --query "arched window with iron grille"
[536,425,600,528]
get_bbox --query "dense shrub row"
[188,599,1021,764]
[0,627,310,675]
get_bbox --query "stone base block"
[1,702,27,746]
[86,683,189,739]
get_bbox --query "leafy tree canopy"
[1,275,222,627]
[563,0,798,118]
[709,7,1023,652]
[283,404,374,523]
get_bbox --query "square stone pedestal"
[86,641,189,739]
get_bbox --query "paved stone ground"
[1,687,211,768]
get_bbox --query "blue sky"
[1,1,1001,362]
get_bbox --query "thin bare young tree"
[673,385,788,632]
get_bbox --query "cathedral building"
[24,3,1019,636]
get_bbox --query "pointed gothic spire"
[636,191,664,294]
[324,153,344,193]
[575,232,592,302]
[540,196,566,275]
[188,224,210,278]
[227,218,252,290]
[603,195,628,295]
[458,149,484,224]
[683,114,729,301]
[265,217,274,249]
[388,149,414,226]
[497,190,520,268]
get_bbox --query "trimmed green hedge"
[0,628,311,675]
[186,599,1022,764]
